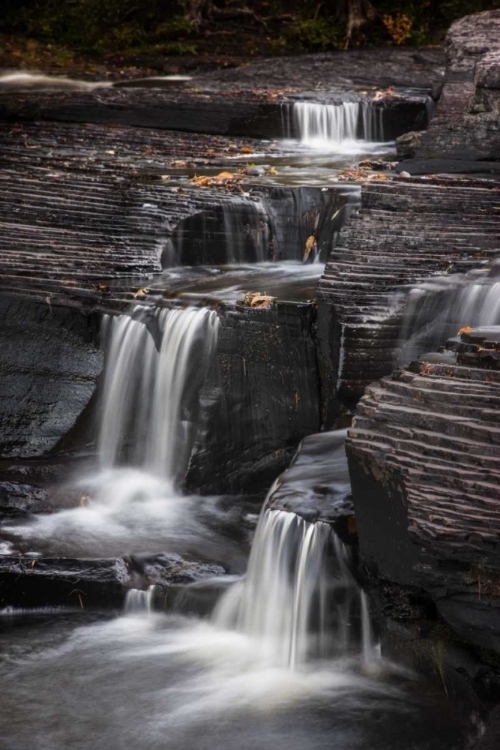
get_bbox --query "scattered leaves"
[190,171,242,187]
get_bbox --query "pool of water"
[0,609,475,750]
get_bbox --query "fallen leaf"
[303,235,316,261]
[214,171,236,181]
[133,287,150,298]
[458,325,473,335]
[240,146,252,154]
[242,292,276,309]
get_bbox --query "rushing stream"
[0,78,477,750]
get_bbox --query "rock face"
[266,429,353,526]
[398,11,500,171]
[316,178,500,424]
[0,551,224,609]
[0,113,344,493]
[0,296,102,458]
[346,327,500,653]
[186,301,321,494]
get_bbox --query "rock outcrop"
[398,11,500,173]
[317,177,500,423]
[346,327,500,653]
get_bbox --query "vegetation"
[1,0,500,68]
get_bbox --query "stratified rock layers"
[346,328,500,652]
[398,10,500,171]
[317,178,500,422]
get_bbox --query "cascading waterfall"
[213,508,376,670]
[292,101,384,146]
[125,585,157,615]
[222,199,270,264]
[99,305,220,482]
[398,264,500,364]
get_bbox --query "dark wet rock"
[0,47,442,140]
[127,552,225,587]
[186,300,321,494]
[0,556,131,608]
[395,159,500,177]
[0,296,102,458]
[153,577,235,618]
[196,47,445,93]
[346,326,500,653]
[316,178,500,423]
[267,430,354,531]
[0,550,225,609]
[398,11,500,170]
[0,482,50,515]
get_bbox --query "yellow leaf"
[303,235,316,261]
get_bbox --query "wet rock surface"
[346,327,500,653]
[0,551,225,610]
[317,177,500,421]
[186,301,321,494]
[267,430,354,529]
[0,296,102,458]
[0,47,442,139]
[398,11,500,171]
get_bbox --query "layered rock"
[317,177,500,422]
[346,327,500,653]
[398,11,500,173]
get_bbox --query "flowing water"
[0,79,477,749]
[292,101,385,147]
[398,262,500,364]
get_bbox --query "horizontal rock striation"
[316,177,500,423]
[398,10,500,172]
[346,326,500,652]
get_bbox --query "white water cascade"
[125,585,157,615]
[98,306,220,482]
[292,101,384,146]
[399,265,500,363]
[214,508,376,670]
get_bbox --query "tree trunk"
[329,0,377,47]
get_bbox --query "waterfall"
[222,199,270,264]
[399,265,500,364]
[213,508,376,670]
[125,585,157,615]
[292,101,384,145]
[98,306,220,482]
